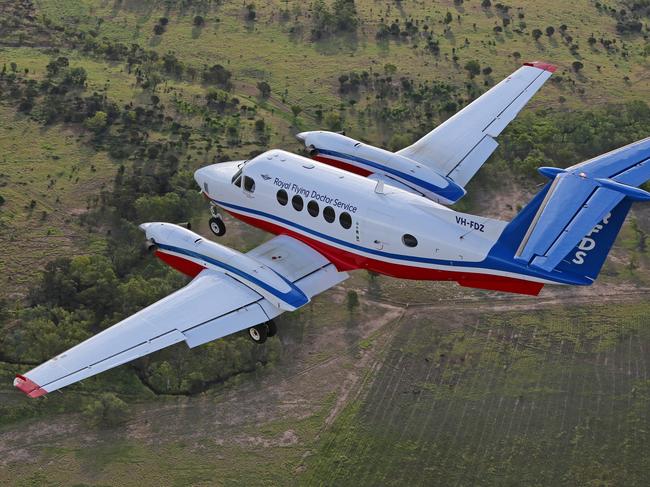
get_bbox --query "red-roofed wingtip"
[523,61,557,73]
[14,374,47,398]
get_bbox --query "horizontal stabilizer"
[515,137,650,275]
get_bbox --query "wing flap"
[447,135,499,187]
[397,63,554,188]
[183,302,271,348]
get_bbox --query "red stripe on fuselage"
[313,154,373,177]
[223,208,543,296]
[155,250,206,278]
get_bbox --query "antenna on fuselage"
[374,177,385,194]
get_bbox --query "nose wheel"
[209,205,226,236]
[209,216,226,236]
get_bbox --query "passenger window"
[402,234,418,247]
[323,206,335,223]
[292,195,304,211]
[339,212,352,229]
[243,176,255,193]
[277,189,288,206]
[307,200,319,217]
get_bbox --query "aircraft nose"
[194,167,207,189]
[295,132,307,144]
[138,223,152,232]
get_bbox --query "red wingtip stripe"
[523,61,557,73]
[14,374,47,398]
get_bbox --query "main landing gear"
[209,204,226,236]
[247,320,277,344]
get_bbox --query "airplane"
[295,61,557,205]
[14,75,650,400]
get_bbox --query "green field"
[1,1,649,485]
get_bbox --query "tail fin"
[500,137,650,283]
[553,198,632,281]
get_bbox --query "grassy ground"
[302,301,650,486]
[0,104,114,295]
[34,0,650,138]
[1,295,648,486]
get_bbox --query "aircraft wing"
[14,235,347,397]
[397,62,555,187]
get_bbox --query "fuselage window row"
[276,190,351,229]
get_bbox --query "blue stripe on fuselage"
[211,198,591,286]
[157,243,309,309]
[316,148,466,203]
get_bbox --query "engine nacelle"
[295,131,465,205]
[140,223,309,311]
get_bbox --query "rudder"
[554,198,632,282]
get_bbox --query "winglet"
[523,61,557,73]
[14,374,47,398]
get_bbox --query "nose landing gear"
[209,217,226,236]
[209,205,226,236]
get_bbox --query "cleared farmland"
[302,301,650,485]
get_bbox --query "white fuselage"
[194,150,556,295]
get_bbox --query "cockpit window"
[203,182,209,194]
[231,167,243,186]
[243,176,255,193]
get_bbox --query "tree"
[444,12,453,24]
[84,111,108,134]
[153,24,165,35]
[464,60,481,78]
[546,26,555,36]
[572,61,584,72]
[193,15,205,27]
[257,80,271,98]
[532,29,543,40]
[83,393,129,427]
[332,0,358,31]
[324,111,342,131]
[246,4,256,21]
[346,290,359,314]
[0,195,4,206]
[63,67,87,87]
[291,105,302,118]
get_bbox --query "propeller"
[144,238,158,253]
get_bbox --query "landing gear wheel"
[209,217,226,236]
[266,320,277,338]
[248,324,268,344]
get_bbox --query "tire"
[209,217,226,236]
[266,320,277,337]
[248,324,268,344]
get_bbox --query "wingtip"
[14,374,47,398]
[523,61,557,73]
